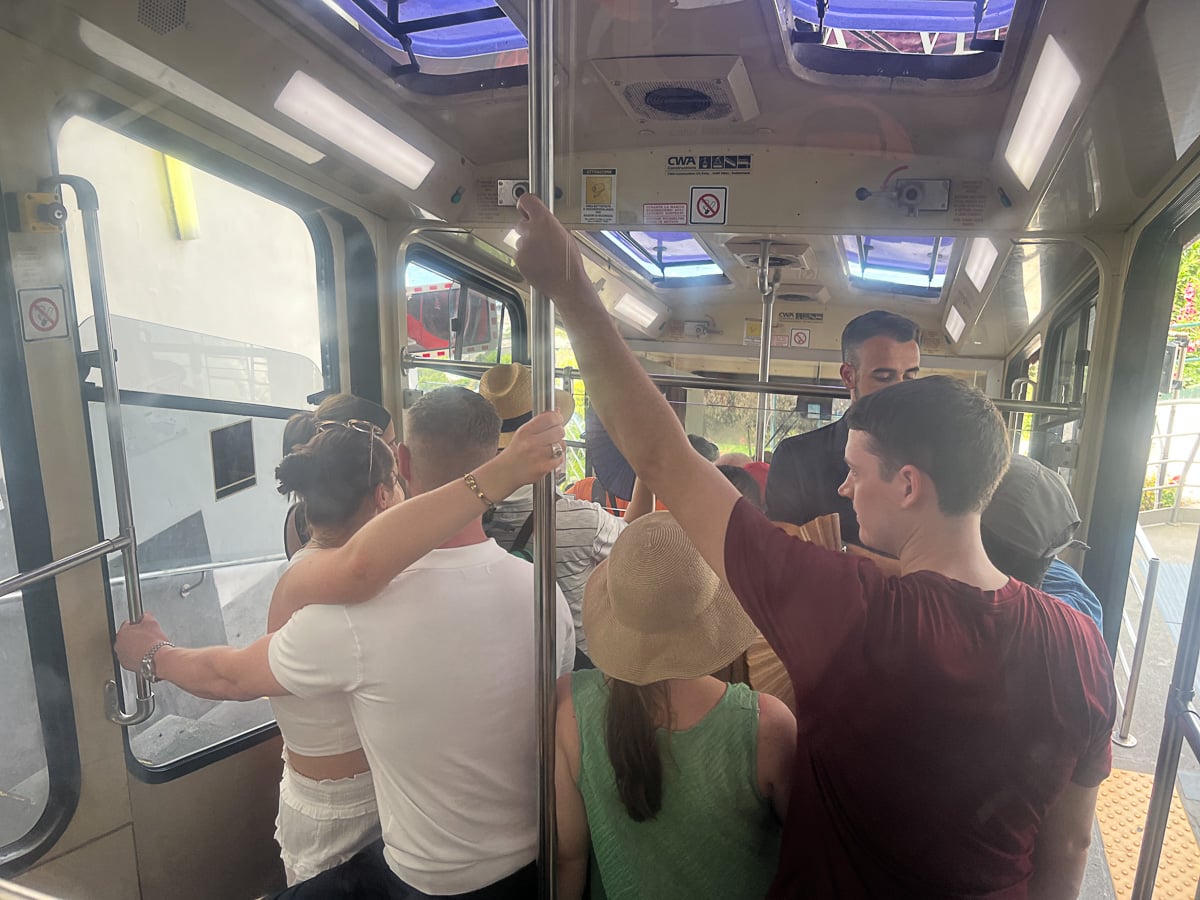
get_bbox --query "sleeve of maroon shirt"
[1068,624,1117,788]
[723,497,885,693]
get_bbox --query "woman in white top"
[114,411,567,885]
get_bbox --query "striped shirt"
[484,485,624,655]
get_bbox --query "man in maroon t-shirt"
[514,194,1115,899]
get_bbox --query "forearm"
[281,457,514,606]
[556,855,587,900]
[624,477,654,521]
[153,645,279,702]
[554,284,690,503]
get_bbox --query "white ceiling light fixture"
[274,71,435,190]
[1003,35,1082,190]
[964,238,999,292]
[78,20,324,165]
[504,229,521,249]
[945,305,966,343]
[1022,251,1043,322]
[613,292,669,334]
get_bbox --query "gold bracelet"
[463,472,494,508]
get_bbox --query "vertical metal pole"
[754,242,774,462]
[1113,550,1159,747]
[527,1,558,896]
[1130,533,1200,899]
[41,175,154,727]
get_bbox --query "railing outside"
[1112,525,1162,747]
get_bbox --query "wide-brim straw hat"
[584,511,759,685]
[479,363,575,448]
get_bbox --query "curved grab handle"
[41,174,156,727]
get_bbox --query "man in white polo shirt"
[269,387,575,897]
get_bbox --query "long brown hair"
[605,678,671,821]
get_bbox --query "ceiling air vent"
[724,240,813,272]
[592,56,759,123]
[775,283,831,304]
[138,0,187,34]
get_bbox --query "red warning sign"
[689,186,728,225]
[19,287,68,342]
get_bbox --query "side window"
[0,447,50,849]
[57,116,336,773]
[1005,338,1042,458]
[404,254,519,394]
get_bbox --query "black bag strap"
[510,512,536,555]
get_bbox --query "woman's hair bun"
[276,449,322,498]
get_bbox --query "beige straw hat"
[583,511,759,685]
[478,363,576,448]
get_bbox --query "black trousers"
[272,840,537,899]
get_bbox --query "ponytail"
[605,679,669,821]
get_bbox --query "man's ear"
[397,444,413,483]
[840,362,857,393]
[896,464,933,510]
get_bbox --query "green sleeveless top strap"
[571,668,781,900]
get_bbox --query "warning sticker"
[789,328,811,348]
[19,287,68,341]
[951,179,988,227]
[582,168,617,224]
[689,186,727,226]
[642,202,688,226]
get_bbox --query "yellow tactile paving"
[1096,767,1200,899]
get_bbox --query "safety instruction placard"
[789,328,811,348]
[19,287,68,341]
[582,168,617,224]
[690,186,727,225]
[643,202,688,225]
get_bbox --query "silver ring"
[552,445,564,458]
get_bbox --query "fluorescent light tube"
[946,306,966,343]
[504,229,521,248]
[78,20,324,165]
[1022,252,1043,322]
[964,239,999,291]
[1004,35,1081,189]
[613,292,666,331]
[274,71,435,190]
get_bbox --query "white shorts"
[275,763,381,885]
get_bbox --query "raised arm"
[276,410,565,608]
[115,613,285,701]
[623,477,655,522]
[1028,782,1098,899]
[515,195,739,580]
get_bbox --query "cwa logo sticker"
[666,153,753,175]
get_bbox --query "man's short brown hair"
[844,376,1010,515]
[405,387,501,489]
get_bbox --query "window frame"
[52,94,362,783]
[404,245,528,366]
[0,176,82,875]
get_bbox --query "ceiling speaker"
[138,0,187,34]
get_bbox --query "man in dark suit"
[765,311,921,545]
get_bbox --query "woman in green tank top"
[554,512,796,899]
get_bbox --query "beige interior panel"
[15,826,138,900]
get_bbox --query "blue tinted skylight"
[601,232,724,281]
[324,0,526,72]
[842,235,954,291]
[792,0,1014,54]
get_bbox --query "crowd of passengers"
[115,195,1113,900]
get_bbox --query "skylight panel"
[791,0,1014,56]
[323,0,527,75]
[601,231,725,281]
[841,235,955,294]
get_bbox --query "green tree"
[1170,239,1200,388]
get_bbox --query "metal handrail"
[0,536,131,598]
[1113,525,1160,747]
[41,174,154,727]
[402,353,1081,416]
[1130,532,1200,898]
[527,2,558,896]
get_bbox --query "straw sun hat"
[478,363,576,448]
[583,511,759,685]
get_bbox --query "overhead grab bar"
[402,353,1082,418]
[40,174,154,728]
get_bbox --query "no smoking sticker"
[689,186,728,226]
[19,287,68,341]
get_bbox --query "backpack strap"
[510,513,536,557]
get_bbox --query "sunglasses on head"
[315,419,387,489]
